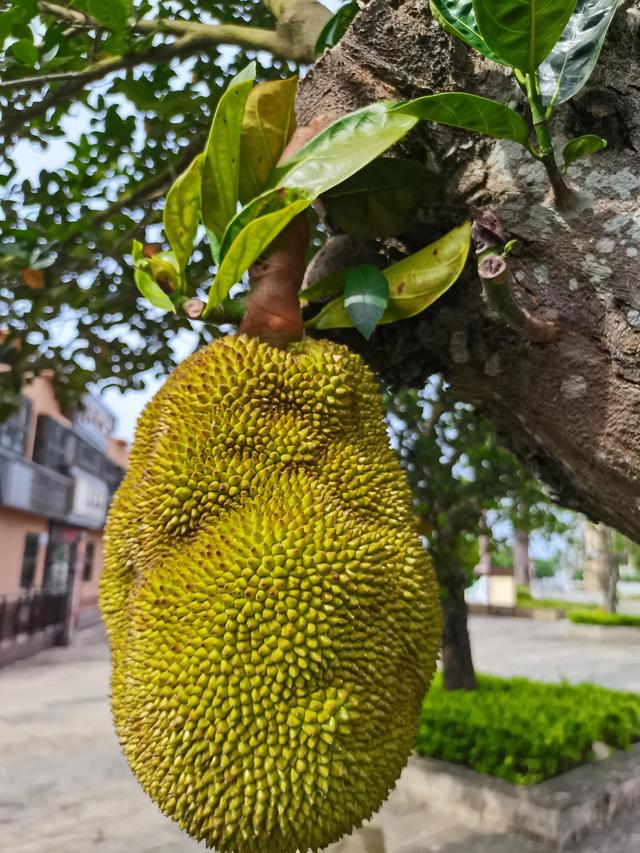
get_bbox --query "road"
[0,616,638,853]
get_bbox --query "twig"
[472,209,557,344]
[478,255,557,344]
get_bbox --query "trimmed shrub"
[568,609,640,627]
[416,674,640,785]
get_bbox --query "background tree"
[387,377,565,691]
[0,0,329,415]
[2,1,640,547]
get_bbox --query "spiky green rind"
[100,335,440,853]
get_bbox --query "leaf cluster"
[417,673,640,785]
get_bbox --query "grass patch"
[417,674,640,785]
[516,586,598,614]
[568,609,640,627]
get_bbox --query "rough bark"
[439,566,477,691]
[513,529,531,587]
[298,0,640,543]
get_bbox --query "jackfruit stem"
[239,211,310,348]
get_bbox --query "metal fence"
[0,589,69,644]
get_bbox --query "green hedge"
[568,609,640,627]
[516,587,597,613]
[416,674,640,785]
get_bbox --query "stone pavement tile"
[394,828,553,852]
[326,827,386,853]
[574,808,640,853]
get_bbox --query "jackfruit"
[100,334,441,853]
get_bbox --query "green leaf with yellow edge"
[205,187,312,313]
[238,76,298,204]
[201,62,256,241]
[134,268,174,313]
[562,134,607,172]
[163,153,203,289]
[306,221,471,330]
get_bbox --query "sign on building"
[72,394,115,451]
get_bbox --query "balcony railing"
[0,450,72,520]
[0,589,68,643]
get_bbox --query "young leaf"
[315,1,359,54]
[391,93,531,147]
[201,62,256,241]
[429,0,506,64]
[307,222,471,330]
[562,134,607,171]
[205,188,312,312]
[163,153,203,287]
[539,0,620,108]
[87,0,131,32]
[238,77,298,204]
[344,265,390,339]
[472,0,578,72]
[322,158,440,239]
[134,269,174,312]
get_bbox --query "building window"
[20,533,40,589]
[0,398,31,456]
[83,543,95,581]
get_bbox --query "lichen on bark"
[299,0,640,542]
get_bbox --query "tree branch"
[36,0,330,63]
[89,137,205,227]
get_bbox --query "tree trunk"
[433,554,477,690]
[298,0,640,543]
[441,588,477,691]
[595,525,620,613]
[513,529,531,587]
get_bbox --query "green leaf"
[301,269,349,303]
[87,0,131,31]
[273,102,418,196]
[238,76,298,204]
[205,188,312,312]
[134,268,174,313]
[472,0,579,72]
[322,158,440,239]
[391,93,531,147]
[562,134,607,171]
[201,62,256,241]
[429,0,507,64]
[307,222,471,330]
[315,1,359,54]
[163,153,203,288]
[10,38,37,66]
[205,103,420,312]
[539,0,620,108]
[205,228,221,266]
[344,265,389,339]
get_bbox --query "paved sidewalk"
[0,617,638,853]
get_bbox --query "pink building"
[0,373,127,663]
